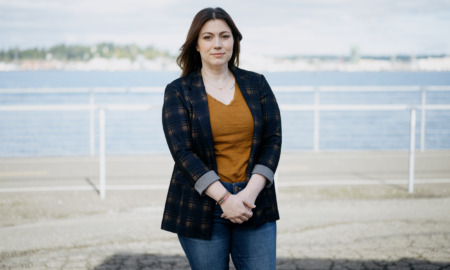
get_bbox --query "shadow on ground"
[94,253,450,270]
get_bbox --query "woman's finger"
[234,218,243,224]
[243,200,256,209]
[243,209,253,219]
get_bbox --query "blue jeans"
[178,181,277,270]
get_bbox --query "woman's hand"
[206,174,268,223]
[220,174,267,223]
[235,188,258,209]
[220,194,255,224]
[205,181,253,223]
[236,173,267,209]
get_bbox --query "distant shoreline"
[1,55,450,72]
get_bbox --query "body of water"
[1,71,450,88]
[0,71,449,157]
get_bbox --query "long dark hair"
[177,7,243,77]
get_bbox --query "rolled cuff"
[252,164,275,187]
[194,170,221,195]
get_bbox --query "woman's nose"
[214,37,222,48]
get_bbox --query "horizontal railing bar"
[88,87,165,93]
[280,105,410,111]
[127,87,165,93]
[2,179,450,193]
[275,86,450,92]
[0,104,162,111]
[316,86,422,92]
[427,86,450,91]
[104,104,160,110]
[0,87,165,94]
[280,105,450,111]
[0,105,92,111]
[420,105,450,110]
[272,86,316,92]
[1,85,450,94]
[2,104,450,112]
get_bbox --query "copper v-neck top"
[206,84,254,183]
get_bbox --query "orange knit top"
[207,84,254,183]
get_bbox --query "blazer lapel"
[188,70,216,166]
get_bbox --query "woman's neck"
[201,64,230,81]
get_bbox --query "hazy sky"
[1,0,449,56]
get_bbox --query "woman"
[161,7,282,270]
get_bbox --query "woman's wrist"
[234,174,264,205]
[247,174,266,192]
[204,181,228,202]
[217,191,231,205]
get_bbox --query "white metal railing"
[1,103,449,196]
[2,85,450,153]
[1,85,450,197]
[282,104,450,194]
[273,85,450,152]
[0,103,160,157]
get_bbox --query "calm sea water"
[1,71,450,88]
[0,71,449,157]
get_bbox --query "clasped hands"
[220,189,257,224]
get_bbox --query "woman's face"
[197,19,234,69]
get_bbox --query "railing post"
[89,90,95,156]
[409,107,416,194]
[420,87,426,151]
[99,108,106,199]
[314,86,320,152]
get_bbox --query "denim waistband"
[220,181,248,195]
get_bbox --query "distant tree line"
[0,43,175,62]
[1,43,446,63]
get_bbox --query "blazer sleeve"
[162,83,220,194]
[252,75,282,186]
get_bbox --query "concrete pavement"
[1,150,450,269]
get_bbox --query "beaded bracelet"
[218,190,229,202]
[218,191,231,205]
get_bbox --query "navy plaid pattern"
[161,67,282,240]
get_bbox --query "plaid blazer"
[161,67,282,240]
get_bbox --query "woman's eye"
[222,35,230,39]
[204,36,212,40]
